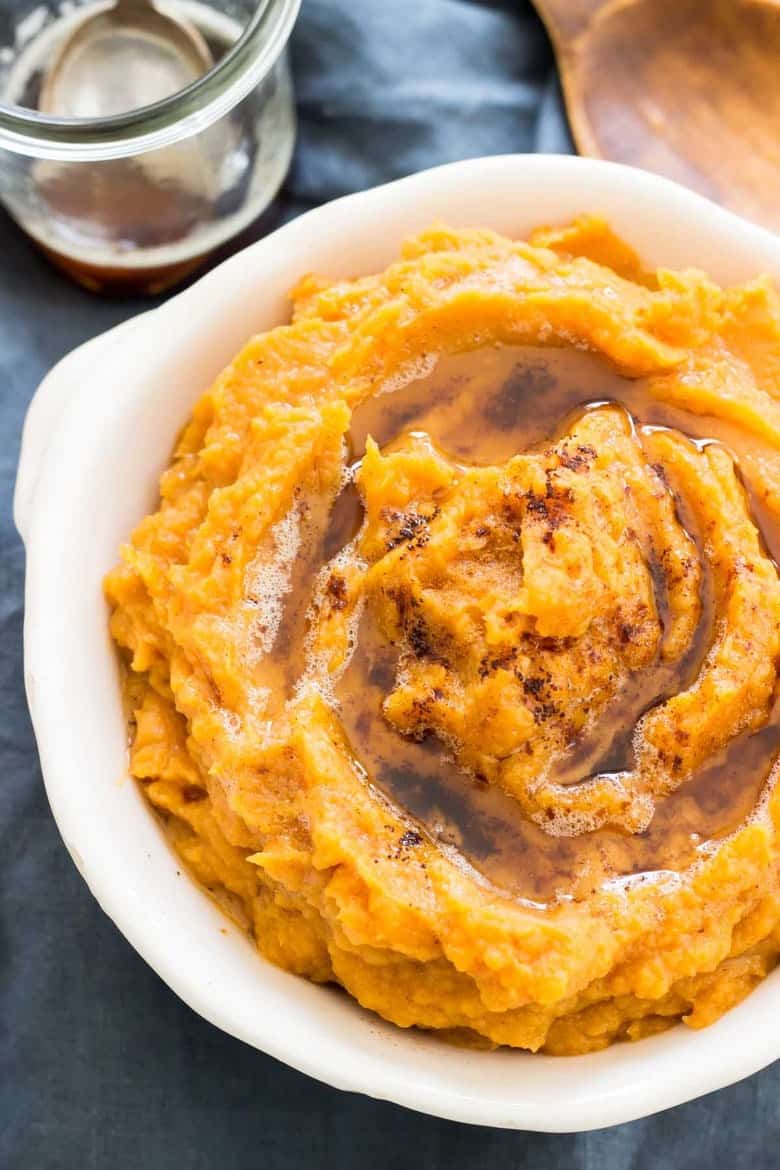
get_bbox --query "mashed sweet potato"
[106,217,780,1052]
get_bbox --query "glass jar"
[0,0,299,293]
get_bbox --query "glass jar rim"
[0,0,300,161]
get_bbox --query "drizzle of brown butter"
[279,345,780,905]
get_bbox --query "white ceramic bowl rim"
[15,155,780,1132]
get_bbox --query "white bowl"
[15,155,780,1132]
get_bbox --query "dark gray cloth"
[0,1,775,1165]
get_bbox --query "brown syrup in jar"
[280,346,780,905]
[36,241,211,295]
[33,196,283,296]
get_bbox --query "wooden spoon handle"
[534,0,610,43]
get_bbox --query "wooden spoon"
[534,0,780,233]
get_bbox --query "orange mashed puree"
[106,217,780,1053]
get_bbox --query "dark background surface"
[2,2,779,1166]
